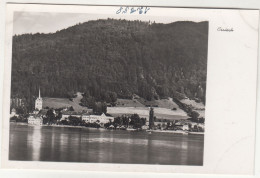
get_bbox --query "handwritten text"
[116,6,150,15]
[217,27,234,32]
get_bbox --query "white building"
[197,123,205,131]
[82,114,90,122]
[35,88,43,111]
[182,124,189,131]
[10,108,18,117]
[60,111,82,121]
[28,115,43,125]
[82,113,114,124]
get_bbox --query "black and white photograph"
[8,8,208,165]
[1,4,259,175]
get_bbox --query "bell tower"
[35,88,43,111]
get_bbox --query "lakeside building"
[27,89,46,125]
[10,108,19,118]
[82,114,90,121]
[27,109,48,125]
[60,110,89,121]
[145,118,204,131]
[28,115,43,125]
[60,111,113,127]
[82,113,114,124]
[174,121,189,131]
[60,111,82,121]
[142,125,149,130]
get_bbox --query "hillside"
[108,97,189,120]
[43,92,91,112]
[11,19,208,111]
[42,95,189,120]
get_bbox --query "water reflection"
[9,123,204,165]
[26,126,42,161]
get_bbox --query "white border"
[0,1,260,178]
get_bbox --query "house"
[27,109,48,125]
[10,108,18,118]
[82,114,90,122]
[28,115,43,125]
[141,125,149,130]
[189,122,197,128]
[174,121,190,131]
[182,124,189,131]
[197,123,205,132]
[60,111,82,121]
[83,113,114,124]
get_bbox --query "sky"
[13,11,205,35]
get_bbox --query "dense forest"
[11,19,208,111]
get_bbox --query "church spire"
[35,87,43,111]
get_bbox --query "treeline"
[172,97,205,123]
[11,19,208,111]
[80,91,117,109]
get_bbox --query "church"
[28,88,44,125]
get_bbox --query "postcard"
[1,3,259,175]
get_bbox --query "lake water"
[9,123,204,165]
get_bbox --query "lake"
[9,123,204,165]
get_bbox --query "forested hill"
[11,19,208,108]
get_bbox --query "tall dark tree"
[93,102,107,115]
[46,109,55,124]
[149,107,154,129]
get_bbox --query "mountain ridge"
[11,19,209,111]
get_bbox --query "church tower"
[35,88,43,111]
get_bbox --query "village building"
[60,111,82,121]
[26,89,46,125]
[141,125,149,130]
[175,121,190,131]
[182,124,189,131]
[28,115,43,125]
[27,109,48,126]
[10,108,19,117]
[82,114,90,122]
[197,123,205,132]
[82,113,114,124]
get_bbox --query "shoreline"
[146,129,204,135]
[10,122,204,135]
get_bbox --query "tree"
[93,102,107,115]
[68,106,74,111]
[114,117,122,125]
[129,114,143,129]
[190,111,199,122]
[46,109,55,124]
[149,107,154,129]
[68,116,82,126]
[55,111,62,121]
[109,91,117,103]
[122,116,130,127]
